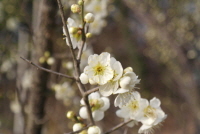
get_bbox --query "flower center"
[128,100,139,112]
[89,99,104,111]
[93,64,106,76]
[144,106,156,119]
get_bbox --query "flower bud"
[44,51,50,57]
[73,123,84,131]
[88,126,101,134]
[71,4,81,13]
[84,13,94,23]
[66,111,75,119]
[86,33,92,38]
[80,73,89,84]
[78,0,84,5]
[39,57,46,63]
[47,57,55,65]
[124,67,133,73]
[79,130,87,134]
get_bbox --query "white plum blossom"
[88,126,101,134]
[114,67,140,107]
[82,52,114,85]
[52,82,75,105]
[79,92,110,121]
[99,57,123,96]
[63,17,84,49]
[137,98,167,134]
[88,16,107,35]
[117,68,140,93]
[116,92,147,120]
[85,0,109,35]
[85,0,108,18]
[116,109,138,128]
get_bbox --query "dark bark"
[26,0,57,134]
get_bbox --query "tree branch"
[20,57,75,80]
[77,1,86,64]
[104,119,133,134]
[84,87,99,96]
[56,0,81,75]
[56,0,95,125]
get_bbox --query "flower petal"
[79,107,88,119]
[150,97,161,108]
[99,81,118,96]
[100,97,110,111]
[92,110,104,121]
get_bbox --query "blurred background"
[1,0,200,134]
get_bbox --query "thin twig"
[56,0,95,125]
[64,125,92,134]
[56,0,80,75]
[84,87,99,96]
[104,119,133,134]
[77,1,86,63]
[20,57,75,80]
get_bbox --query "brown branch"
[77,1,86,63]
[84,87,99,96]
[56,0,81,75]
[104,119,133,134]
[20,57,75,80]
[56,0,95,125]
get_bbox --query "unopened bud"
[71,4,81,13]
[84,13,94,23]
[44,51,50,57]
[78,0,84,5]
[86,33,92,38]
[66,111,75,119]
[88,126,101,134]
[39,57,46,63]
[73,123,84,131]
[124,67,133,73]
[79,130,87,134]
[47,57,55,65]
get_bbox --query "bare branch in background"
[20,57,75,80]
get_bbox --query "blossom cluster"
[79,52,167,133]
[84,0,109,35]
[60,0,166,133]
[63,0,109,49]
[79,92,110,121]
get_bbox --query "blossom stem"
[20,57,75,80]
[84,87,99,96]
[56,0,80,75]
[77,1,86,66]
[104,119,133,134]
[56,0,95,126]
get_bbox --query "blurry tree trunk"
[15,26,30,134]
[26,0,57,134]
